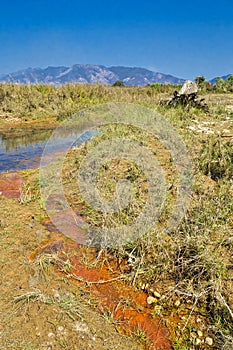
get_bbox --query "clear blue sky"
[0,0,232,80]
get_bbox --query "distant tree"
[226,75,233,86]
[112,80,125,87]
[195,76,206,85]
[215,77,227,91]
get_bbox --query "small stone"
[73,321,89,333]
[58,326,64,332]
[196,317,202,323]
[48,332,55,338]
[197,330,203,337]
[195,338,201,345]
[205,337,213,346]
[141,283,149,290]
[174,299,180,307]
[153,291,161,299]
[147,296,157,305]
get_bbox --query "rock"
[195,338,201,345]
[179,80,198,95]
[174,299,181,307]
[48,332,55,338]
[160,79,209,112]
[153,290,161,299]
[205,337,213,346]
[73,321,89,333]
[147,296,157,305]
[197,330,203,337]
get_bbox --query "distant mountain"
[0,64,185,86]
[210,74,232,84]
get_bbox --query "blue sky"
[0,0,232,79]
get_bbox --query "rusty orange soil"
[32,237,173,350]
[0,172,25,199]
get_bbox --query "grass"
[0,82,174,122]
[0,83,233,349]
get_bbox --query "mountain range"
[0,64,186,86]
[0,64,231,86]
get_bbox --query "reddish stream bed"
[0,172,175,349]
[32,237,173,350]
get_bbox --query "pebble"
[48,332,55,338]
[153,291,161,298]
[147,296,157,305]
[174,299,180,307]
[197,330,203,337]
[58,326,64,332]
[205,337,213,346]
[195,338,201,345]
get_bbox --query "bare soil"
[0,196,144,350]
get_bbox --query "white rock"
[147,296,157,305]
[73,321,89,333]
[195,338,201,345]
[205,337,213,346]
[153,291,161,298]
[197,330,203,337]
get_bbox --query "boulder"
[179,80,198,95]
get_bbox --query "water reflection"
[1,130,52,152]
[0,128,96,173]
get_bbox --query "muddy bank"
[0,117,59,138]
[0,172,25,199]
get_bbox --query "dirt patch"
[0,196,144,350]
[34,239,172,350]
[0,172,25,198]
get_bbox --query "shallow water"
[0,128,95,173]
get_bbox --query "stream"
[0,128,95,173]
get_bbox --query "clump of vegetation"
[0,82,165,122]
[112,80,125,87]
[215,75,233,93]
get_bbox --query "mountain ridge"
[0,64,185,86]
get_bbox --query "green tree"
[215,77,227,92]
[112,80,125,87]
[195,76,206,85]
[226,75,233,86]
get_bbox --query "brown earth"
[0,193,147,350]
[0,117,59,138]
